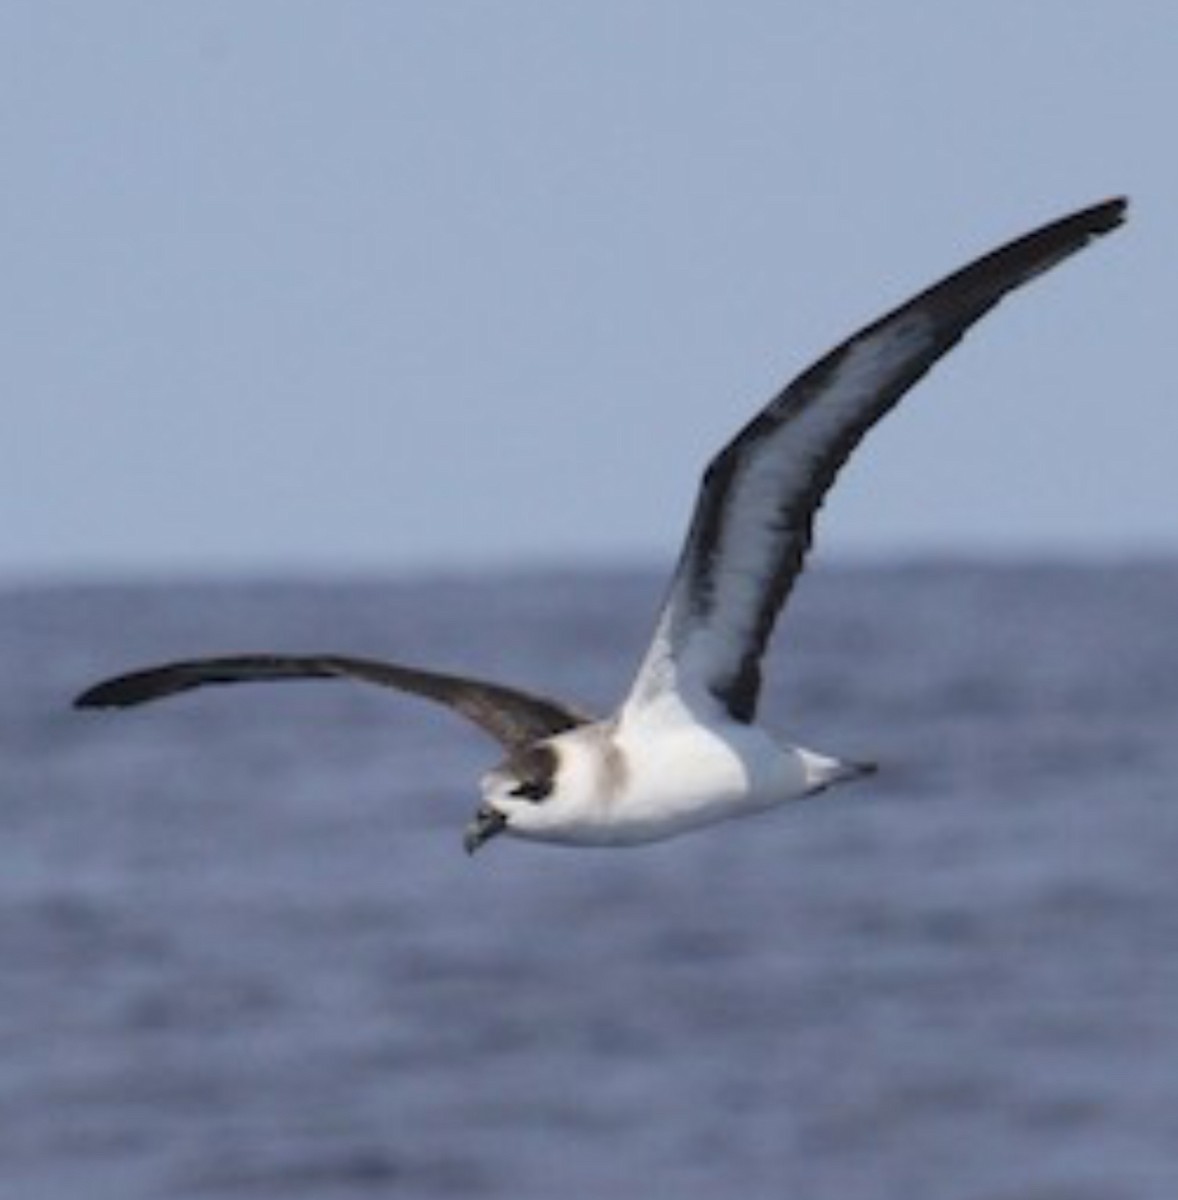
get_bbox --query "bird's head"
[464,738,589,853]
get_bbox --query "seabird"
[75,198,1126,853]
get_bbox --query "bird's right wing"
[75,654,593,750]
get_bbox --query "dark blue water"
[2,564,1176,1199]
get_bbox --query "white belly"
[511,718,818,848]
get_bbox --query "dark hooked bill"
[464,805,508,855]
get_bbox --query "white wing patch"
[626,315,935,724]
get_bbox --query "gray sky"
[3,2,1172,582]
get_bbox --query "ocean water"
[1,563,1176,1199]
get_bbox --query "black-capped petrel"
[75,198,1126,853]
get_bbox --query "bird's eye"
[509,779,549,802]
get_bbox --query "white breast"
[599,702,815,844]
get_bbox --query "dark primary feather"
[74,654,592,750]
[646,197,1126,723]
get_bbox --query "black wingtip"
[74,681,135,709]
[1047,196,1127,259]
[1079,195,1128,235]
[73,669,183,710]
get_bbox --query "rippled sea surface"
[2,564,1177,1199]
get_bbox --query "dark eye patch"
[509,779,551,802]
[502,743,558,803]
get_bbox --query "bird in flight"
[76,198,1126,854]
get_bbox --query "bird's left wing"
[624,197,1127,725]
